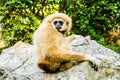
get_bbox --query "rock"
[0,35,120,80]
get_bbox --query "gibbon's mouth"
[57,30,66,34]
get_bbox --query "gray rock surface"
[0,35,120,80]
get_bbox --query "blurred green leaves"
[64,0,120,53]
[0,0,120,53]
[0,0,59,47]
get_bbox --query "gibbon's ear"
[66,18,72,33]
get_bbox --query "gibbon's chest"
[57,37,71,50]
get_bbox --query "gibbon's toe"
[89,60,98,71]
[85,54,101,71]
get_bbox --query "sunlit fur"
[33,13,98,73]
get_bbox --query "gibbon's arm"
[46,49,86,62]
[66,35,76,42]
[46,49,99,71]
[60,35,76,50]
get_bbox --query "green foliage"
[0,0,59,47]
[65,0,120,40]
[0,0,120,53]
[64,0,120,53]
[98,38,120,53]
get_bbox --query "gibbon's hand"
[85,54,101,71]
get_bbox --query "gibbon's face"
[52,19,67,33]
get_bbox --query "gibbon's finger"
[88,60,98,71]
[85,54,101,71]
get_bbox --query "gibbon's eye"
[54,21,58,25]
[59,21,63,25]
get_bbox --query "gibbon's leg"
[37,59,61,73]
[49,49,98,70]
[58,61,73,72]
[49,50,86,62]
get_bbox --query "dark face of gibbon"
[52,19,67,33]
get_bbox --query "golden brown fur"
[33,13,98,73]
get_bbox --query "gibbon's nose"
[56,25,61,30]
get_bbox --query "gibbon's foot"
[85,54,100,71]
[71,61,79,66]
[88,60,98,71]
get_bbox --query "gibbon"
[33,13,99,73]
